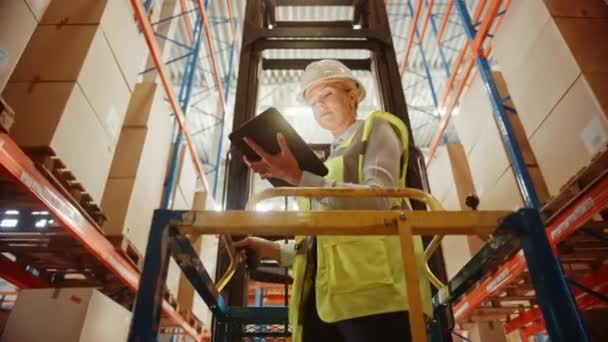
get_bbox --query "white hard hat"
[297,59,366,104]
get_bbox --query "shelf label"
[486,268,510,293]
[550,197,594,241]
[454,302,470,318]
[19,170,83,226]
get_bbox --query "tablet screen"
[228,107,329,187]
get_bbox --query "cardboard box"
[466,125,511,198]
[0,0,37,92]
[10,24,130,143]
[428,144,474,205]
[101,82,172,251]
[455,73,516,154]
[100,0,146,91]
[33,0,146,91]
[454,71,549,202]
[543,0,608,18]
[36,0,109,24]
[24,0,52,21]
[110,83,172,178]
[4,82,114,203]
[109,128,148,178]
[1,288,131,342]
[102,176,162,253]
[123,82,164,127]
[10,25,97,82]
[493,0,550,70]
[478,168,523,211]
[497,17,608,137]
[529,73,608,196]
[455,75,502,155]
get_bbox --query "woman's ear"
[349,89,359,109]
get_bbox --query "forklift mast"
[218,1,452,341]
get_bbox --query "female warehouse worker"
[234,59,431,342]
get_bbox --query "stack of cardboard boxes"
[453,72,549,211]
[100,82,173,254]
[0,1,38,92]
[2,0,146,203]
[493,0,608,197]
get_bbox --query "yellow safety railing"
[216,187,450,292]
[180,196,509,342]
[246,187,448,289]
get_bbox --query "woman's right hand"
[233,236,281,262]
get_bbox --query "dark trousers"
[302,288,412,342]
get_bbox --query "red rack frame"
[0,133,199,338]
[453,174,608,321]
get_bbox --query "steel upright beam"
[512,209,589,342]
[162,13,204,209]
[218,2,265,339]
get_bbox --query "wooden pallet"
[24,147,107,228]
[107,235,143,272]
[0,97,14,133]
[542,148,608,221]
[0,176,139,311]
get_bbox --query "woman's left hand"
[243,133,303,185]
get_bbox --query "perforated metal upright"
[219,1,451,341]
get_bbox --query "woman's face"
[305,82,357,136]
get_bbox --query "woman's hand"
[233,236,281,262]
[243,133,303,185]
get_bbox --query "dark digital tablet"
[228,107,329,187]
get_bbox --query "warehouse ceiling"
[162,0,484,196]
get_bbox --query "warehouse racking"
[1,0,606,341]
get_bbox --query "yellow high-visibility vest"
[290,111,433,342]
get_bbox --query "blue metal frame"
[425,0,451,80]
[212,22,238,200]
[514,209,589,341]
[128,209,288,341]
[146,0,235,205]
[407,0,439,108]
[128,210,177,341]
[452,0,540,209]
[161,12,204,210]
